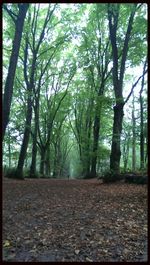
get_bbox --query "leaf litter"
[3,178,147,262]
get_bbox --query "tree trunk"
[123,137,130,172]
[110,104,124,173]
[17,95,32,178]
[45,146,51,176]
[30,97,39,177]
[8,128,11,168]
[108,4,137,174]
[90,115,100,177]
[2,4,29,140]
[132,96,136,172]
[40,148,46,176]
[139,59,146,170]
[140,96,144,170]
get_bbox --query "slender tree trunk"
[84,117,92,178]
[110,104,124,173]
[17,95,32,178]
[132,96,136,171]
[16,46,37,178]
[123,137,130,172]
[140,95,144,170]
[45,146,50,176]
[145,131,147,166]
[8,128,11,168]
[139,59,147,170]
[2,4,29,140]
[53,143,57,177]
[91,115,100,177]
[40,148,46,176]
[30,97,39,177]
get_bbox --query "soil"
[2,178,148,262]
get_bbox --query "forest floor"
[3,178,148,262]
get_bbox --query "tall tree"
[17,4,57,178]
[2,4,29,140]
[132,93,136,171]
[139,59,147,170]
[107,3,145,173]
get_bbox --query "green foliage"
[3,3,148,178]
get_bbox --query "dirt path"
[3,178,148,262]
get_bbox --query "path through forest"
[3,178,147,262]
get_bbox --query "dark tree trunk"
[40,148,46,176]
[30,135,38,177]
[140,60,147,170]
[16,43,37,178]
[132,96,136,172]
[2,4,29,140]
[140,100,144,170]
[8,127,11,168]
[45,146,51,176]
[108,4,137,174]
[17,96,32,178]
[30,97,39,177]
[110,104,124,173]
[90,115,100,177]
[123,137,130,172]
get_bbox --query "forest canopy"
[2,3,147,180]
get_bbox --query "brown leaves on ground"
[3,178,147,262]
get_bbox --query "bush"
[125,174,147,184]
[101,170,122,183]
[4,167,24,180]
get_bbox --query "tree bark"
[110,103,124,173]
[17,94,32,177]
[123,136,130,172]
[132,95,136,171]
[45,146,51,176]
[16,49,36,177]
[40,148,46,176]
[8,127,11,168]
[30,96,40,177]
[140,60,147,170]
[140,96,144,170]
[90,115,100,177]
[108,4,137,174]
[2,4,29,140]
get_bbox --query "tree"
[122,122,131,172]
[139,59,147,170]
[107,3,147,174]
[2,4,29,140]
[16,4,58,178]
[132,93,136,171]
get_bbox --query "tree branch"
[3,5,17,24]
[124,68,147,105]
[139,58,147,96]
[119,5,137,87]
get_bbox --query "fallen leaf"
[75,249,80,255]
[86,257,93,262]
[3,240,11,247]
